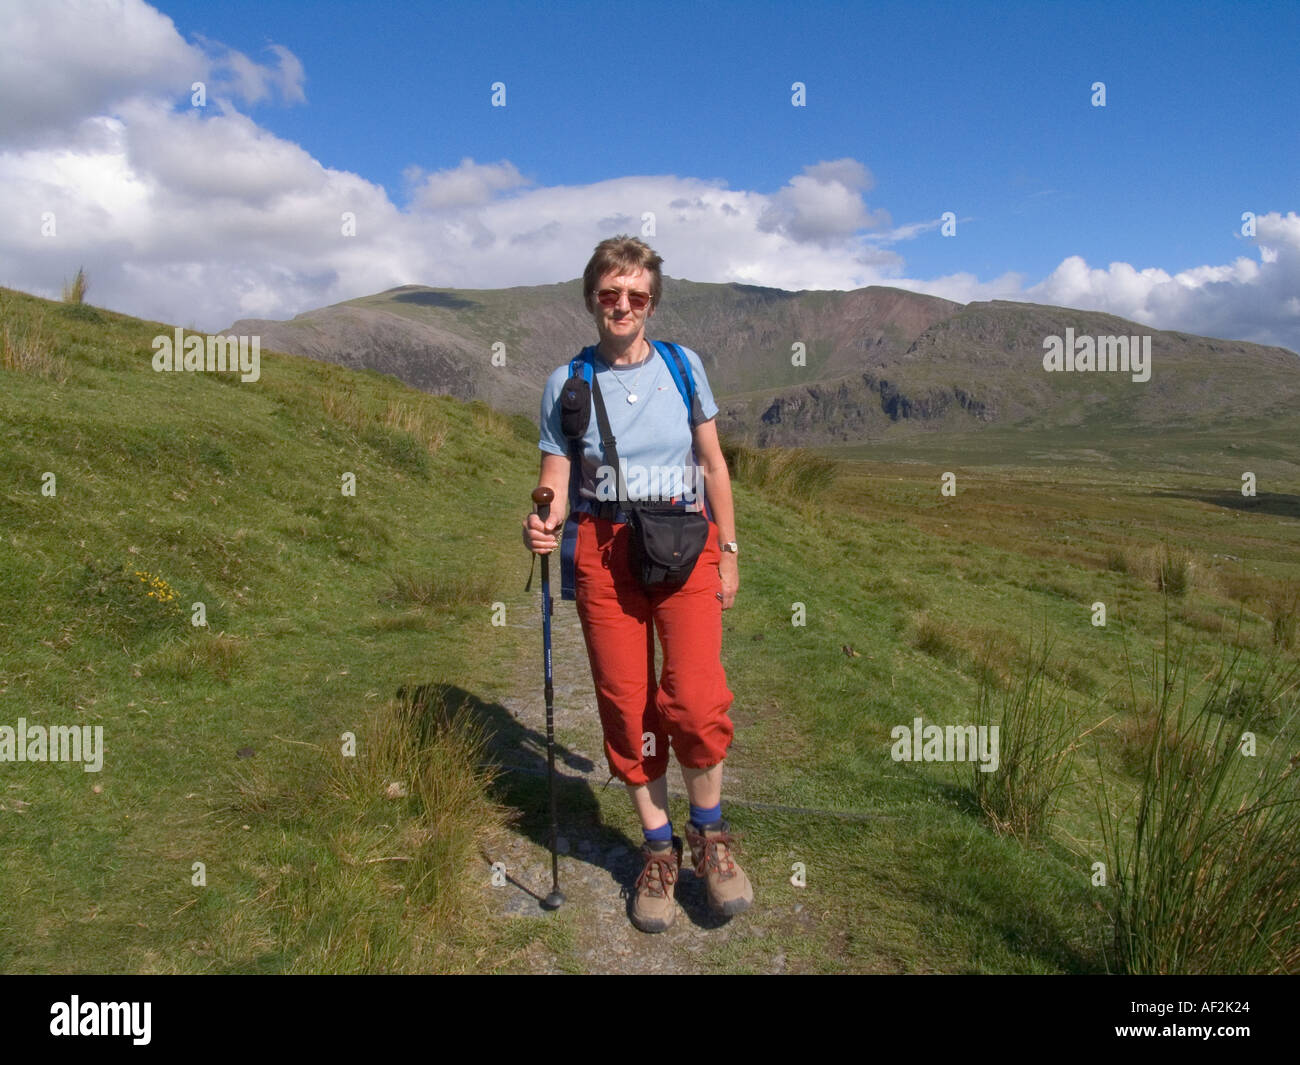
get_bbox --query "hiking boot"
[630,836,682,933]
[684,819,753,917]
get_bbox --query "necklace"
[607,341,650,403]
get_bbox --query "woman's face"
[589,267,655,346]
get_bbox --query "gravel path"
[480,590,778,974]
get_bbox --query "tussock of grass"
[62,266,88,305]
[1157,544,1192,597]
[320,384,368,431]
[972,632,1085,841]
[321,386,449,467]
[140,630,247,681]
[1216,569,1270,606]
[1266,583,1299,650]
[383,570,496,609]
[468,400,534,443]
[1179,605,1227,635]
[1,313,66,382]
[205,685,507,973]
[911,612,960,662]
[1112,702,1179,777]
[966,627,1021,691]
[1110,543,1196,596]
[288,498,394,562]
[1098,614,1300,974]
[720,436,837,506]
[382,397,448,453]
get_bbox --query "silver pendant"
[627,393,638,404]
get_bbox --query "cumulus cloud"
[406,158,531,210]
[1023,213,1300,350]
[0,0,194,147]
[0,90,916,330]
[758,158,891,245]
[0,1,1295,355]
[889,269,1027,306]
[204,40,306,106]
[0,0,305,150]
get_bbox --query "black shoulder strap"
[590,373,628,504]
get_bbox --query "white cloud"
[407,158,531,210]
[0,0,194,146]
[0,0,305,149]
[889,270,1027,306]
[757,158,890,245]
[205,40,306,107]
[1021,214,1300,350]
[0,1,1295,356]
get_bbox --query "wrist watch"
[720,541,739,555]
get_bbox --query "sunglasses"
[595,288,653,310]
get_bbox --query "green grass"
[62,266,88,306]
[3,281,1299,973]
[0,285,531,973]
[1097,617,1300,973]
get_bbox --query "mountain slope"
[230,280,1300,453]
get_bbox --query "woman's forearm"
[702,457,736,543]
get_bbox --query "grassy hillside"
[3,284,1299,974]
[0,286,542,972]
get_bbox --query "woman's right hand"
[522,511,563,555]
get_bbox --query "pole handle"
[531,485,554,526]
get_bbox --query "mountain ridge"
[227,279,1300,449]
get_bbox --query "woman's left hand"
[718,555,739,610]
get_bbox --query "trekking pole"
[532,486,565,910]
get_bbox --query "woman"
[522,235,752,933]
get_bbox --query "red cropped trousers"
[572,511,735,786]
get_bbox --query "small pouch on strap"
[625,504,709,588]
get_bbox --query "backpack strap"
[569,346,596,385]
[560,346,596,601]
[650,340,712,522]
[651,340,696,419]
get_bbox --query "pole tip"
[532,486,554,506]
[542,890,565,910]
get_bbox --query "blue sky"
[3,0,1298,350]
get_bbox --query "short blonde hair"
[582,235,663,310]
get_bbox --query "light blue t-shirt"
[539,342,719,510]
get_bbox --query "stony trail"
[478,589,801,974]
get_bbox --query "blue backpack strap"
[559,510,579,600]
[569,345,596,385]
[651,340,695,417]
[650,340,712,522]
[560,346,596,600]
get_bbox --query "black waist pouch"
[625,504,710,588]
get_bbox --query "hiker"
[522,235,752,933]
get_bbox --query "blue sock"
[689,802,722,828]
[644,820,674,844]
